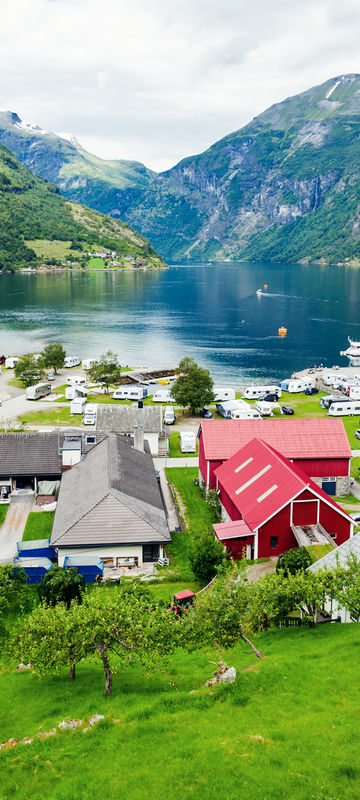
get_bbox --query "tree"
[276,547,312,576]
[190,530,226,584]
[171,356,214,414]
[0,565,29,643]
[14,354,43,387]
[88,350,122,393]
[38,566,84,609]
[40,342,66,374]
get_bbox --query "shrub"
[276,547,312,576]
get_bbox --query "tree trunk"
[69,663,76,680]
[241,634,264,659]
[95,640,113,695]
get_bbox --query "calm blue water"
[0,261,359,384]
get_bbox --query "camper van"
[66,375,87,386]
[5,357,19,369]
[163,407,175,425]
[328,401,360,416]
[152,389,173,403]
[243,384,281,400]
[82,359,98,371]
[279,378,314,394]
[70,396,87,415]
[26,383,52,401]
[112,386,148,401]
[231,407,261,420]
[180,431,196,453]
[83,404,97,425]
[64,356,81,368]
[213,387,236,402]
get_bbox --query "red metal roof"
[199,419,351,461]
[173,589,195,600]
[215,437,352,532]
[214,520,253,541]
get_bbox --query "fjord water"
[0,261,359,384]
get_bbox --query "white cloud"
[0,0,359,170]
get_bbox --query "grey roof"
[308,533,360,572]
[96,405,162,435]
[51,433,170,548]
[0,431,106,476]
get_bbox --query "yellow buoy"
[278,326,287,336]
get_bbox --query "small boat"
[278,326,287,336]
[256,289,262,296]
[340,337,360,365]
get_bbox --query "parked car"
[1,486,8,498]
[46,373,55,381]
[259,393,279,403]
[355,429,360,440]
[305,387,319,395]
[350,512,360,523]
[200,407,212,418]
[281,405,294,415]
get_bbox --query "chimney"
[133,424,144,452]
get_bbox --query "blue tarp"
[63,555,104,583]
[13,557,53,585]
[17,539,57,560]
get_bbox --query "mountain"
[0,143,165,271]
[4,74,360,265]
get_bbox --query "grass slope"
[22,511,55,542]
[0,504,8,526]
[1,625,360,799]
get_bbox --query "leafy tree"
[88,350,122,393]
[171,356,214,414]
[14,354,43,387]
[0,565,29,642]
[40,342,66,374]
[38,566,84,609]
[276,547,312,576]
[190,530,226,584]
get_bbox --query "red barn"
[198,418,351,497]
[213,437,353,560]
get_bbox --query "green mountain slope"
[0,143,165,271]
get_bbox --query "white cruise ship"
[340,337,360,365]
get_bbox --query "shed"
[63,555,104,583]
[13,557,53,584]
[16,538,57,560]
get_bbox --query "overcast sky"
[1,0,360,171]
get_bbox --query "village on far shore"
[1,339,360,606]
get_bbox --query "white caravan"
[112,386,148,401]
[243,384,281,400]
[180,431,196,453]
[70,396,87,414]
[26,382,52,400]
[231,407,261,420]
[152,389,173,403]
[349,386,360,400]
[279,378,314,393]
[5,357,19,369]
[65,386,76,400]
[216,400,248,419]
[255,400,279,417]
[83,404,98,425]
[81,359,98,370]
[213,386,236,402]
[328,401,360,416]
[66,375,87,386]
[64,356,81,368]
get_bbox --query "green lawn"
[165,467,217,533]
[19,407,79,427]
[351,457,360,479]
[87,256,106,269]
[168,431,198,458]
[332,493,360,505]
[1,624,360,799]
[0,504,9,526]
[305,543,335,562]
[22,511,55,541]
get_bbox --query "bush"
[189,530,226,584]
[38,566,84,608]
[276,547,312,576]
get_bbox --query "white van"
[64,356,81,368]
[5,357,19,369]
[213,387,236,402]
[231,407,261,420]
[82,359,98,370]
[180,431,196,453]
[26,382,52,400]
[243,384,280,400]
[66,375,87,386]
[71,396,87,414]
[112,386,148,401]
[83,404,97,425]
[328,401,360,416]
[152,389,173,403]
[163,407,175,424]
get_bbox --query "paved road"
[0,495,34,561]
[153,457,199,469]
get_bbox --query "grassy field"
[87,256,105,269]
[25,239,77,259]
[168,431,198,458]
[166,467,217,532]
[22,511,55,542]
[19,407,78,427]
[0,504,9,526]
[1,624,360,799]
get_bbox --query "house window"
[86,435,96,445]
[322,477,336,495]
[143,544,160,562]
[270,536,278,549]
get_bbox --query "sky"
[1,0,360,171]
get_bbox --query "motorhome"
[180,431,196,453]
[328,401,360,416]
[81,359,98,370]
[213,387,236,402]
[26,383,52,401]
[243,384,281,400]
[65,386,76,401]
[231,407,261,420]
[152,389,174,403]
[70,396,87,415]
[112,386,148,401]
[163,407,175,424]
[279,378,314,393]
[64,356,81,368]
[83,404,98,425]
[5,357,19,369]
[66,375,87,386]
